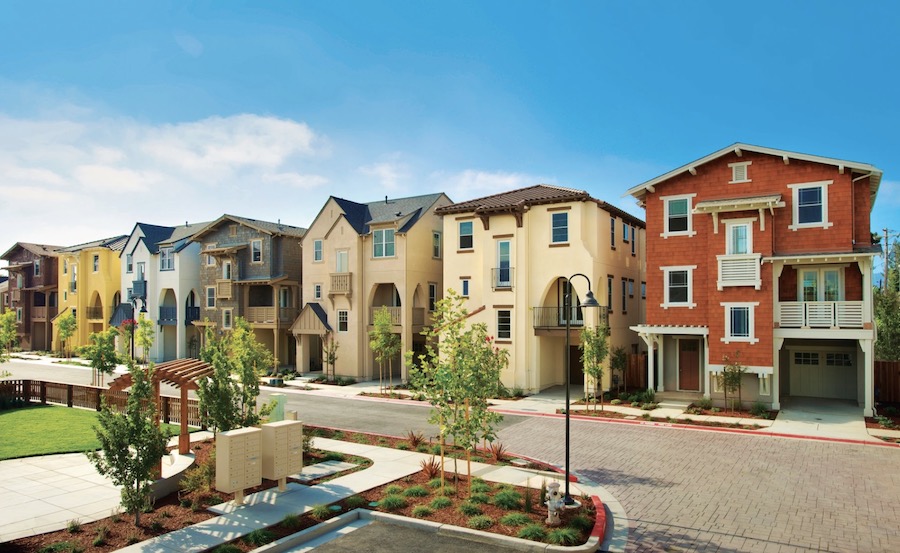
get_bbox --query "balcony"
[11,289,21,302]
[717,254,761,290]
[185,306,200,325]
[491,267,515,290]
[778,301,864,329]
[32,306,57,321]
[216,279,233,300]
[86,306,104,320]
[245,306,297,325]
[370,306,401,325]
[330,273,352,296]
[159,306,178,326]
[131,279,147,299]
[533,306,609,329]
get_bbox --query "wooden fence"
[613,353,647,391]
[0,379,204,428]
[875,360,900,403]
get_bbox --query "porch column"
[702,335,711,399]
[639,332,655,392]
[657,336,665,392]
[860,258,873,326]
[273,328,280,373]
[772,337,784,410]
[861,338,874,416]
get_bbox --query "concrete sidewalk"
[115,437,625,553]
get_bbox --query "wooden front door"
[678,339,700,391]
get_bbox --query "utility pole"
[885,228,890,291]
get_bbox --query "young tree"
[875,288,900,361]
[0,310,17,364]
[84,327,120,386]
[135,313,155,365]
[718,352,747,412]
[408,289,508,495]
[610,345,628,394]
[197,317,271,432]
[56,311,77,359]
[87,361,170,526]
[370,306,401,395]
[321,334,339,383]
[580,325,609,411]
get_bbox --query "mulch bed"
[559,408,768,430]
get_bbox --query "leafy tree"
[322,334,339,383]
[84,327,119,386]
[717,352,747,412]
[135,314,154,365]
[56,311,77,359]
[370,306,401,395]
[875,288,900,361]
[408,289,508,495]
[610,345,628,394]
[87,361,170,526]
[0,310,17,364]
[197,317,271,432]
[580,325,609,411]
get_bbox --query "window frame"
[607,275,614,313]
[461,278,470,297]
[551,212,569,244]
[126,254,133,273]
[337,310,349,333]
[250,239,263,264]
[661,265,696,309]
[631,226,636,256]
[610,216,616,248]
[428,283,437,312]
[205,243,216,266]
[728,161,752,184]
[313,239,323,262]
[788,180,833,231]
[621,278,627,314]
[721,301,759,344]
[459,221,474,250]
[222,308,233,330]
[433,231,441,259]
[160,247,174,271]
[497,309,512,340]
[661,194,697,238]
[92,255,100,272]
[34,259,41,277]
[373,228,395,258]
[313,283,322,300]
[206,286,216,309]
[222,261,233,280]
[724,219,754,255]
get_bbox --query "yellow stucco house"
[292,193,451,381]
[52,235,128,350]
[434,185,646,393]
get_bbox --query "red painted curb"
[490,407,900,448]
[591,495,606,545]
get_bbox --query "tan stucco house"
[434,185,646,393]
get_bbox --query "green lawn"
[0,404,186,461]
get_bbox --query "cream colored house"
[435,185,646,393]
[292,193,451,381]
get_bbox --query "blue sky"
[1,1,898,273]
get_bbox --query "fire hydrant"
[545,481,564,526]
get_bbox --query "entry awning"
[693,194,785,232]
[291,303,332,335]
[630,324,709,336]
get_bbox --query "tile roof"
[1,242,63,260]
[191,214,307,241]
[333,193,447,235]
[59,235,129,253]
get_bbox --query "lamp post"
[129,297,147,362]
[563,273,600,506]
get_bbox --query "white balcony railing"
[717,253,761,290]
[778,301,864,329]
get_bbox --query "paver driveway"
[497,417,900,553]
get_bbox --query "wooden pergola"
[107,359,214,454]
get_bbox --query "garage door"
[789,351,856,400]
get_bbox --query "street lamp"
[563,273,600,506]
[130,297,147,361]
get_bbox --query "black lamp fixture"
[563,273,600,506]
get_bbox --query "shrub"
[513,386,525,397]
[406,430,426,448]
[430,444,442,455]
[66,520,82,533]
[548,527,580,545]
[379,495,407,510]
[181,452,215,494]
[641,413,652,420]
[492,489,522,509]
[467,515,493,530]
[440,486,457,496]
[310,504,331,520]
[404,485,430,497]
[518,524,548,541]
[710,407,721,413]
[92,525,109,547]
[883,405,899,416]
[427,477,444,488]
[416,444,430,453]
[213,544,242,553]
[471,480,491,493]
[420,456,441,479]
[697,397,713,410]
[876,415,896,429]
[488,441,507,462]
[150,520,163,532]
[126,533,141,545]
[281,513,301,529]
[412,505,433,518]
[569,513,594,532]
[243,529,276,546]
[345,495,367,509]
[38,543,84,553]
[429,496,452,509]
[500,512,530,526]
[457,501,482,516]
[631,401,641,407]
[751,401,769,418]
[385,484,404,495]
[396,442,410,450]
[323,451,345,462]
[610,398,622,405]
[469,492,490,504]
[641,402,658,410]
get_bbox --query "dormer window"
[729,161,752,184]
[373,229,395,258]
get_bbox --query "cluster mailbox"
[215,420,304,504]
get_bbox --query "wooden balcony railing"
[533,306,609,329]
[778,301,864,329]
[717,254,761,290]
[366,307,428,326]
[159,306,178,326]
[131,279,147,299]
[11,289,21,302]
[491,267,515,290]
[216,279,233,300]
[245,306,298,325]
[32,306,57,320]
[330,273,352,295]
[86,306,104,320]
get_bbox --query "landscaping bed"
[559,408,767,430]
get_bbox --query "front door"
[678,339,700,391]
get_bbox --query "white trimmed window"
[729,161,752,184]
[160,247,174,270]
[610,216,616,248]
[433,232,441,258]
[34,259,41,277]
[338,310,349,332]
[428,283,437,312]
[126,254,133,273]
[206,286,216,308]
[497,310,511,340]
[721,302,759,344]
[63,259,68,274]
[631,226,636,256]
[313,239,323,262]
[641,281,646,299]
[314,283,322,300]
[661,194,696,238]
[661,266,696,308]
[725,220,753,255]
[206,243,216,266]
[552,212,568,243]
[623,221,629,243]
[788,180,833,230]
[373,229,395,258]
[607,275,614,311]
[223,261,233,280]
[16,307,23,323]
[459,221,474,250]
[93,255,100,272]
[222,308,233,330]
[251,239,263,263]
[461,279,470,297]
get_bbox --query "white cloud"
[262,172,329,189]
[359,161,409,190]
[174,32,204,57]
[430,169,540,202]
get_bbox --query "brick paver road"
[497,418,900,553]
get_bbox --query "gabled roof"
[434,184,645,228]
[625,143,883,205]
[59,235,129,254]
[190,214,306,241]
[158,221,211,253]
[330,193,447,235]
[1,242,63,261]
